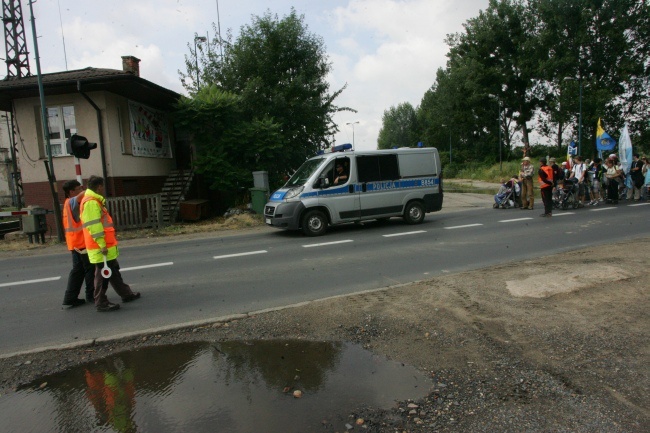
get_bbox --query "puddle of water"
[0,340,430,433]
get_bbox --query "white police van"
[264,145,443,236]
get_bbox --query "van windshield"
[285,157,326,187]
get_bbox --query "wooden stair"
[160,169,194,223]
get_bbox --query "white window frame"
[46,105,76,157]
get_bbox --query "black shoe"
[86,296,95,304]
[121,292,141,303]
[62,298,86,309]
[97,302,120,312]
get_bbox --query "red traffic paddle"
[101,255,112,279]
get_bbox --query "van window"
[317,157,350,186]
[356,155,400,182]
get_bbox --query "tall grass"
[446,161,523,183]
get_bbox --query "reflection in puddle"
[0,340,429,432]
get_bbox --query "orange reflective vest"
[63,198,85,251]
[538,165,554,189]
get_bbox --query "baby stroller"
[493,179,521,209]
[554,177,579,209]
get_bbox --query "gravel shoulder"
[0,190,648,432]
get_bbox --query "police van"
[264,145,443,236]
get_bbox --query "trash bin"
[249,187,268,215]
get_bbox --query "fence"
[106,193,164,230]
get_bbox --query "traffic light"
[66,134,97,159]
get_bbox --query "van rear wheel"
[302,210,327,236]
[404,201,425,224]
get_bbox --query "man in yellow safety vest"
[80,176,141,312]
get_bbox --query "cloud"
[329,0,488,149]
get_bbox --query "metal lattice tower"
[2,0,31,78]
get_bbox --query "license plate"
[265,218,271,224]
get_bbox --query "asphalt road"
[1,200,648,356]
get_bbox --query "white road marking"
[589,207,616,212]
[121,262,174,272]
[629,202,650,207]
[499,218,533,223]
[0,276,61,288]
[444,223,483,230]
[383,230,426,237]
[303,240,354,248]
[213,250,268,259]
[552,212,575,216]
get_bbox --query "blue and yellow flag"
[596,118,616,151]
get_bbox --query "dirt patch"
[506,263,633,298]
[1,238,647,432]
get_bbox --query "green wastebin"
[249,187,268,215]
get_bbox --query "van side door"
[356,154,403,218]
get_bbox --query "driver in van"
[333,162,348,185]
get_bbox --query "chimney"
[121,55,141,77]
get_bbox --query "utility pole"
[28,0,63,241]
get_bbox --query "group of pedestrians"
[61,175,141,312]
[517,153,650,218]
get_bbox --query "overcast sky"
[22,0,490,151]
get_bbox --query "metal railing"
[106,193,164,230]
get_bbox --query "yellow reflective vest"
[80,188,119,264]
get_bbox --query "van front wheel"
[302,210,328,236]
[404,201,425,224]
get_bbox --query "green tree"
[175,86,283,190]
[446,0,542,157]
[377,102,418,149]
[180,8,351,188]
[534,0,650,155]
[415,0,649,164]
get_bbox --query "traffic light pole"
[74,157,82,184]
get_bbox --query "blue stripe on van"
[270,177,439,201]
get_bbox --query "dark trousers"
[94,259,133,306]
[541,187,553,215]
[62,250,95,304]
[606,180,619,202]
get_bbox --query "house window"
[46,105,76,156]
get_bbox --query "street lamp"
[563,76,582,156]
[488,94,502,171]
[194,35,207,88]
[441,124,451,164]
[346,121,359,148]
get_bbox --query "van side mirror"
[317,177,330,189]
